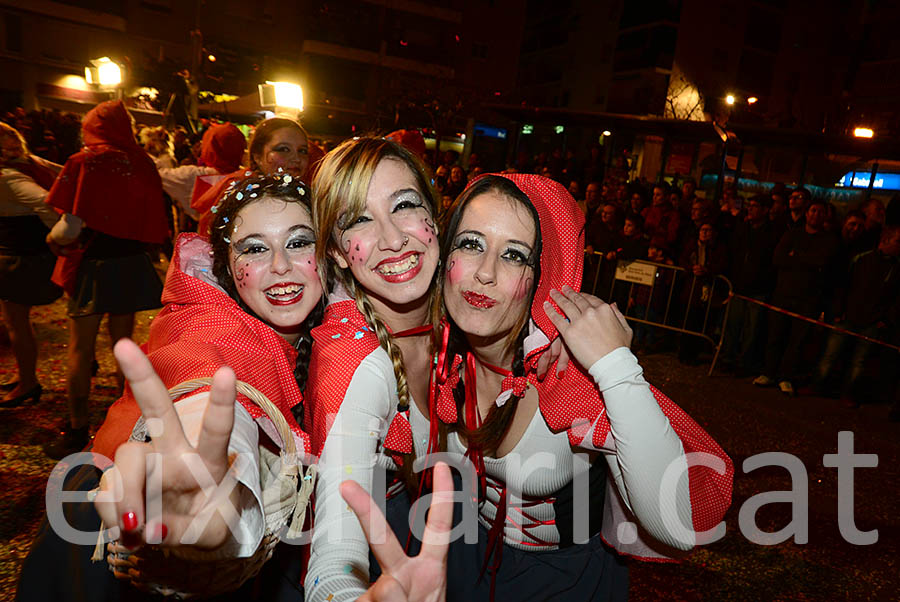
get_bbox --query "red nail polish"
[121,511,138,532]
[159,523,168,541]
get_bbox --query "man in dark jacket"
[807,226,900,404]
[754,199,840,395]
[720,195,779,374]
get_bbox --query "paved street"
[0,297,897,601]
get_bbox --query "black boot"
[43,426,91,460]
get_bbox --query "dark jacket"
[771,227,840,310]
[730,220,778,297]
[838,249,900,329]
[679,237,729,306]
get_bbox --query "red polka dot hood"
[433,174,734,555]
[92,233,310,462]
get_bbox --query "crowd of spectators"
[1,108,82,164]
[428,146,899,415]
[3,106,899,415]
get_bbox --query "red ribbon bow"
[383,410,413,454]
[500,374,528,398]
[435,354,462,423]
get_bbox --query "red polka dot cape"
[305,295,403,459]
[434,173,734,556]
[92,233,310,461]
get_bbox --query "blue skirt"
[371,487,629,601]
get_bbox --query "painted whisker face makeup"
[444,190,536,344]
[332,158,440,309]
[227,196,322,342]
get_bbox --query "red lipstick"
[374,251,423,283]
[264,282,304,306]
[462,290,497,308]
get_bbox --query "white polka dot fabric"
[305,299,384,457]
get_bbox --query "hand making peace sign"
[94,338,244,554]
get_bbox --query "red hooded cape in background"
[44,100,168,245]
[92,233,310,462]
[43,100,168,294]
[198,123,246,174]
[433,173,734,560]
[186,123,247,225]
[384,129,426,161]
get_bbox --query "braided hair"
[312,136,441,492]
[208,171,324,423]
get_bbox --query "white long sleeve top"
[304,345,692,601]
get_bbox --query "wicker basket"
[97,377,316,598]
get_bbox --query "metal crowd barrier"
[720,292,900,370]
[583,251,733,376]
[583,251,900,377]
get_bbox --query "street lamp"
[853,127,874,138]
[259,81,303,114]
[725,94,735,105]
[85,57,122,87]
[747,96,758,104]
[269,81,303,111]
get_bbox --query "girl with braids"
[19,172,322,600]
[425,174,733,600]
[302,136,443,601]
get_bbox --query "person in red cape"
[158,122,246,232]
[384,129,426,162]
[42,99,168,458]
[191,117,324,235]
[0,122,63,406]
[18,173,321,601]
[425,174,733,600]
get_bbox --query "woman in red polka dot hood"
[424,174,734,599]
[20,173,322,599]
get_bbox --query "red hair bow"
[435,354,462,423]
[383,410,413,454]
[497,375,528,407]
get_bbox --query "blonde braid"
[347,280,411,410]
[344,278,419,491]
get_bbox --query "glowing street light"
[207,54,217,62]
[747,96,758,104]
[725,94,735,105]
[263,81,303,111]
[85,57,122,87]
[602,130,612,137]
[853,127,874,138]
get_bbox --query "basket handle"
[167,378,297,456]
